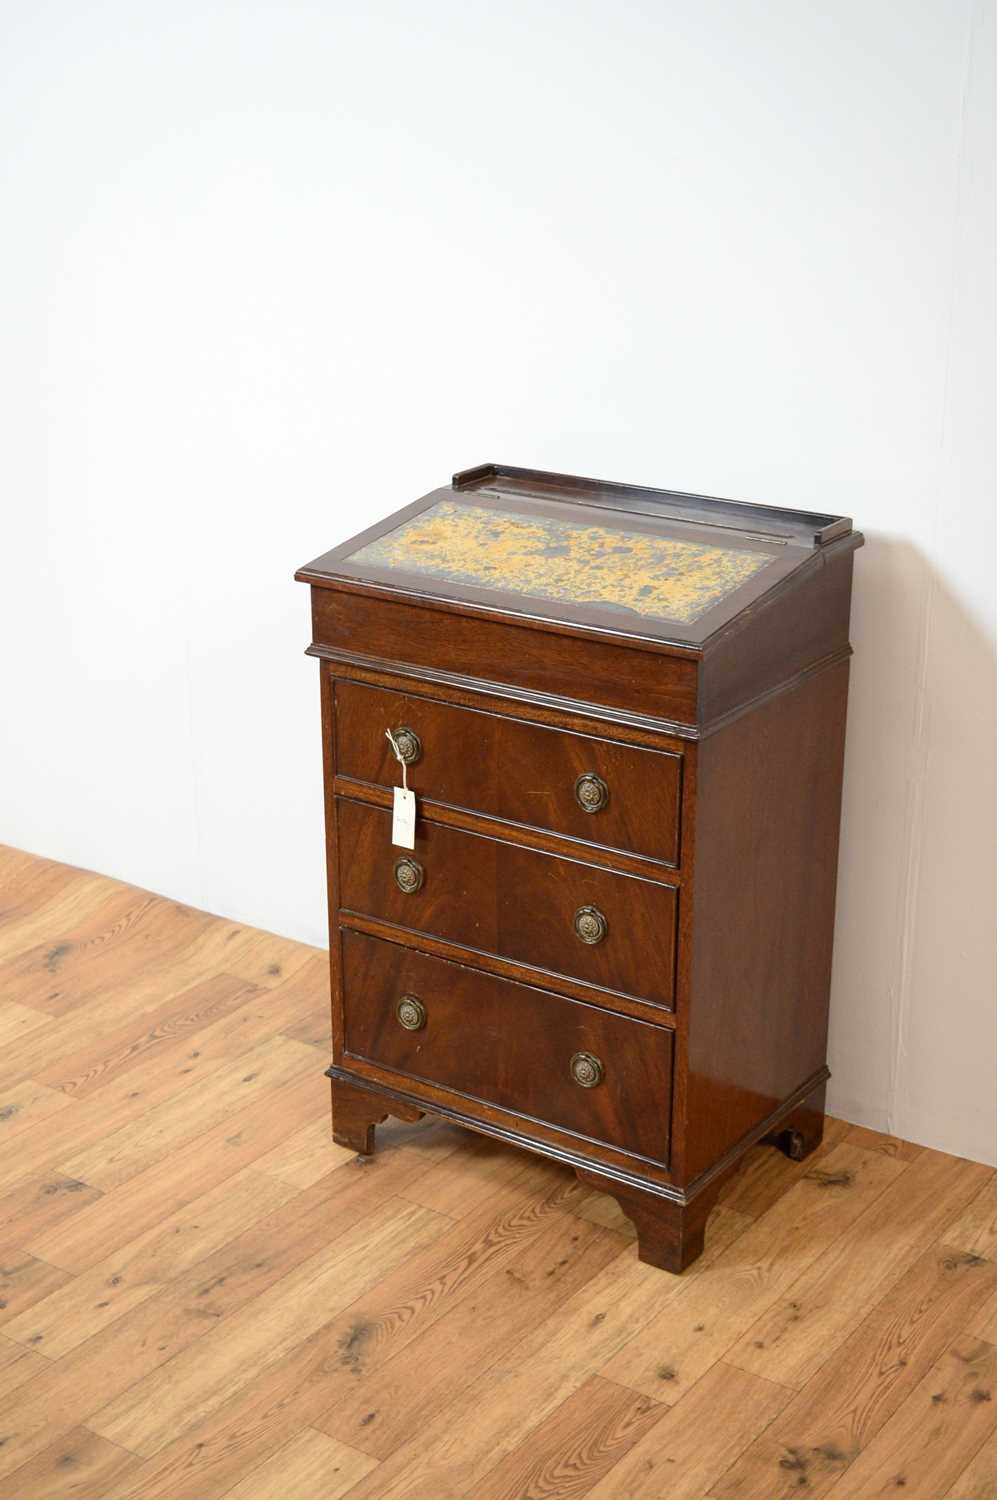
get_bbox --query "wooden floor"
[0,851,996,1500]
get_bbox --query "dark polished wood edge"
[340,1043,675,1172]
[699,531,864,651]
[668,739,697,1182]
[697,646,853,740]
[320,668,346,1069]
[324,1064,829,1207]
[338,896,677,1018]
[333,777,684,883]
[450,462,853,546]
[307,641,854,742]
[298,567,709,657]
[328,1063,676,1187]
[329,1075,424,1154]
[573,1165,734,1273]
[310,647,700,740]
[334,793,680,892]
[337,912,678,1025]
[685,1066,831,1197]
[324,658,692,753]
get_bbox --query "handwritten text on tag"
[392,786,416,849]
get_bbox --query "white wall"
[2,1,995,1164]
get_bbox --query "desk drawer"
[334,679,682,866]
[337,798,677,1009]
[342,929,673,1162]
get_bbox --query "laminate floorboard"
[0,846,994,1499]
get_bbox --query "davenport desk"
[296,464,862,1272]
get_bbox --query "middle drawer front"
[342,929,674,1162]
[337,798,677,1009]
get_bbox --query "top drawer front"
[335,680,682,867]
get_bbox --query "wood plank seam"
[1,847,995,1500]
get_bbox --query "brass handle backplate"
[570,1051,604,1088]
[575,773,609,814]
[393,856,424,894]
[390,726,422,765]
[573,904,608,945]
[396,995,426,1031]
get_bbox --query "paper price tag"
[392,786,416,849]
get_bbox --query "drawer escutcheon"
[573,904,608,945]
[570,1051,604,1088]
[390,725,422,765]
[396,995,427,1031]
[575,773,609,814]
[393,856,425,894]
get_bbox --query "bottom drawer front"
[341,930,673,1163]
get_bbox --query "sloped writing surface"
[349,499,772,625]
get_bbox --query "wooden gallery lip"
[297,462,863,1272]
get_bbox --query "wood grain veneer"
[298,463,863,1271]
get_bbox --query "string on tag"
[385,728,408,792]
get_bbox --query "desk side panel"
[683,659,851,1180]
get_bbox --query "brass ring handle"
[573,905,608,945]
[393,856,424,894]
[575,773,609,814]
[390,726,422,765]
[396,995,426,1031]
[570,1051,604,1088]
